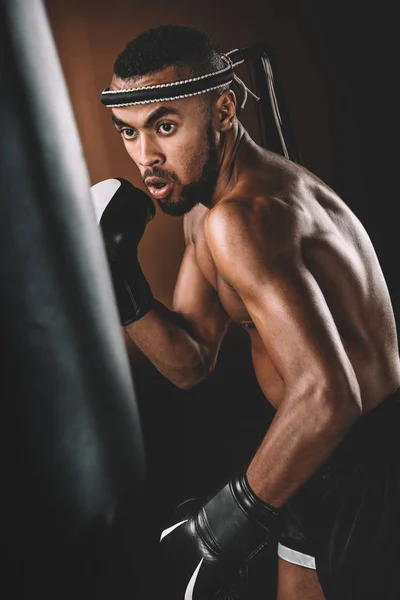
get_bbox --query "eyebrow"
[111,106,181,130]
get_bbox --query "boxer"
[93,25,400,599]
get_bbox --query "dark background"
[43,0,398,596]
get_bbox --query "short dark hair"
[113,25,226,81]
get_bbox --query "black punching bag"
[242,44,302,164]
[0,0,146,598]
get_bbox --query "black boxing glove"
[160,471,280,600]
[91,178,155,325]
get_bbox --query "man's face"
[110,66,219,216]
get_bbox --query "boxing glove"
[160,471,280,599]
[91,178,155,325]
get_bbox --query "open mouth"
[145,177,174,200]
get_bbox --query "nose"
[138,134,163,168]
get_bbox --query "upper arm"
[173,229,231,369]
[205,202,360,408]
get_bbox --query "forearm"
[246,387,362,507]
[123,299,211,389]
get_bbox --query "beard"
[143,121,219,217]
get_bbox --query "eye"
[121,128,137,140]
[158,122,176,135]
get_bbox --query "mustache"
[142,166,180,184]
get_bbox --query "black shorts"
[278,388,400,600]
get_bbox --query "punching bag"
[0,0,146,598]
[242,43,302,164]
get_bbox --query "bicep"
[173,244,231,363]
[235,255,353,388]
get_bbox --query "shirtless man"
[92,25,400,600]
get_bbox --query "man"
[93,25,400,599]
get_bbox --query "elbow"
[175,379,205,391]
[316,378,363,433]
[172,359,214,391]
[301,372,362,438]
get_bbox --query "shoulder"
[204,195,301,262]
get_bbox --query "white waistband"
[278,543,316,570]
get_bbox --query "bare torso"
[185,134,400,412]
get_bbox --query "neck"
[204,120,247,208]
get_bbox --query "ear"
[215,89,237,132]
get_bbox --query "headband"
[100,48,259,109]
[100,43,301,163]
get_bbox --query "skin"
[109,66,400,599]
